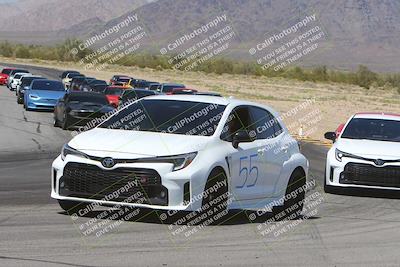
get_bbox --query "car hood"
[336,138,400,159]
[30,90,65,99]
[69,128,211,158]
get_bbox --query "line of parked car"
[1,67,221,130]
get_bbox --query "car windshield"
[122,90,155,100]
[68,95,109,105]
[14,74,23,79]
[105,88,124,95]
[31,80,65,91]
[2,69,12,75]
[163,85,185,93]
[13,70,29,75]
[99,99,226,136]
[118,78,130,83]
[341,118,400,142]
[21,77,44,87]
[91,84,107,92]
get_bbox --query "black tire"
[58,200,87,214]
[53,114,59,127]
[273,169,306,220]
[200,169,229,224]
[62,113,70,130]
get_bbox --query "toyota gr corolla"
[325,112,400,193]
[51,95,309,217]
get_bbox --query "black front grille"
[340,163,400,188]
[60,162,168,205]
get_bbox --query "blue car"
[24,80,66,111]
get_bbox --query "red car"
[0,68,15,85]
[104,86,127,108]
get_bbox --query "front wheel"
[200,169,229,224]
[58,200,88,214]
[273,169,306,219]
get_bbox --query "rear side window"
[250,107,275,139]
[2,69,12,75]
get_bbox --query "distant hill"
[0,0,154,31]
[1,0,399,72]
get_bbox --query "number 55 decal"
[236,154,259,189]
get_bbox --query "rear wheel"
[62,113,70,130]
[53,114,59,127]
[17,94,23,104]
[200,169,229,224]
[273,169,306,220]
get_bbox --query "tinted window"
[250,107,283,139]
[12,69,29,75]
[14,74,23,79]
[21,77,45,87]
[31,80,65,91]
[105,88,124,95]
[220,106,254,141]
[68,94,109,105]
[149,84,160,91]
[162,84,185,93]
[100,100,226,136]
[2,69,12,75]
[91,84,107,93]
[67,73,81,78]
[341,118,400,142]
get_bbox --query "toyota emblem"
[374,159,385,166]
[102,157,115,168]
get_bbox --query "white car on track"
[324,112,400,193]
[51,95,309,217]
[10,72,31,91]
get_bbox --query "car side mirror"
[232,130,253,149]
[324,132,336,142]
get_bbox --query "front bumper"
[51,154,206,211]
[27,99,57,110]
[326,156,400,191]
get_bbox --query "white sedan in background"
[325,112,400,193]
[51,95,308,218]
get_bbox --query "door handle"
[281,145,289,152]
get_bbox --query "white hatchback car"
[51,95,308,217]
[324,113,400,193]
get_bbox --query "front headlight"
[61,144,88,161]
[335,149,353,162]
[138,152,197,171]
[29,94,39,99]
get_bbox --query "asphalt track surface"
[1,64,400,267]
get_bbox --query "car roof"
[32,79,61,83]
[354,112,400,121]
[145,94,269,107]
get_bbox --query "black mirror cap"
[232,130,253,148]
[324,132,337,142]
